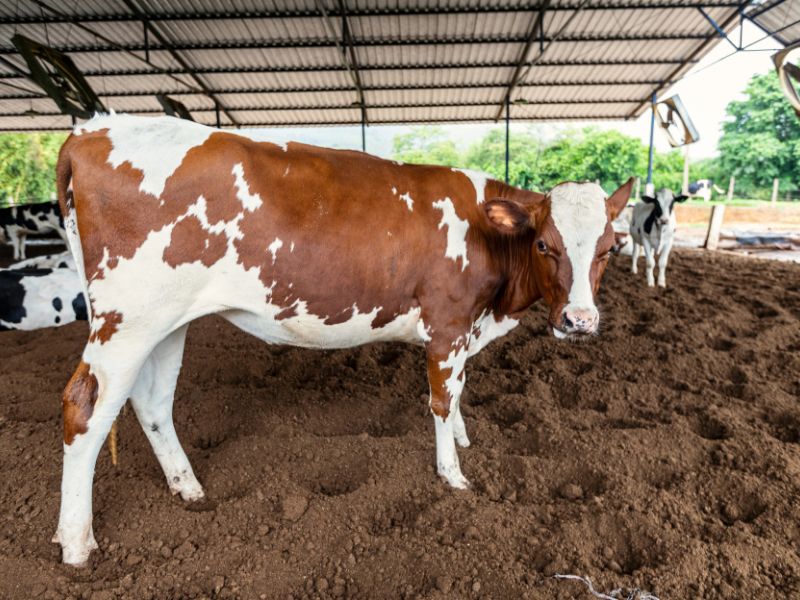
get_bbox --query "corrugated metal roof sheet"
[746,0,800,47]
[0,1,750,130]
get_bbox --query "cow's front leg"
[657,236,673,288]
[10,230,24,260]
[643,239,656,287]
[426,334,470,489]
[630,241,640,274]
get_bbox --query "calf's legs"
[643,240,656,287]
[657,238,673,288]
[630,242,640,274]
[128,325,204,501]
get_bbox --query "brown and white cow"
[53,114,631,565]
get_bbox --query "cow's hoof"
[170,478,206,502]
[57,530,98,567]
[658,282,666,288]
[454,432,471,448]
[438,465,470,489]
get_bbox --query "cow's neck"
[482,181,543,316]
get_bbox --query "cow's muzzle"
[552,305,599,339]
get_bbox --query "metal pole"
[361,111,366,152]
[505,96,510,184]
[646,92,656,196]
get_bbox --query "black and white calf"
[629,188,687,287]
[0,201,68,260]
[0,268,87,330]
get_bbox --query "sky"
[246,19,780,161]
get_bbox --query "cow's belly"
[221,305,426,349]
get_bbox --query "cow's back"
[61,115,493,346]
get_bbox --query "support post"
[504,96,510,185]
[682,145,690,196]
[704,205,725,250]
[634,176,641,202]
[361,113,366,152]
[727,176,735,202]
[646,92,656,197]
[772,178,779,204]
[215,103,220,128]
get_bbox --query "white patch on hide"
[75,114,213,199]
[231,163,263,211]
[268,238,283,264]
[432,197,470,271]
[452,168,489,204]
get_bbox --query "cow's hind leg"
[452,404,470,448]
[55,338,154,566]
[129,325,204,501]
[10,230,25,260]
[630,241,640,274]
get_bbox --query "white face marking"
[399,192,414,211]
[655,188,677,224]
[267,238,283,264]
[549,182,607,312]
[231,163,263,211]
[290,241,295,252]
[432,197,470,271]
[76,114,213,199]
[391,186,397,194]
[451,168,488,204]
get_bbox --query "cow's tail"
[56,137,92,323]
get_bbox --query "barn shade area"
[0,247,798,598]
[0,1,749,130]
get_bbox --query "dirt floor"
[0,246,799,600]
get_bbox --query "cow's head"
[484,179,633,339]
[642,188,688,226]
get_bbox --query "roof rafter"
[0,32,714,55]
[0,58,696,79]
[0,3,744,24]
[120,0,238,126]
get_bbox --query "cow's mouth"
[550,322,595,341]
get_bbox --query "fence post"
[634,177,641,202]
[772,178,779,204]
[727,176,735,201]
[704,205,725,251]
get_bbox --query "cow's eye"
[536,240,548,254]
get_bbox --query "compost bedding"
[1,249,799,600]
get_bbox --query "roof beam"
[0,98,640,118]
[315,0,367,124]
[0,80,668,101]
[0,58,694,79]
[497,1,552,120]
[0,3,745,24]
[0,33,714,55]
[120,0,239,127]
[627,3,747,117]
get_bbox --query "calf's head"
[642,188,688,225]
[484,179,632,339]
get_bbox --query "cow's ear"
[484,199,532,234]
[673,194,688,203]
[641,196,657,204]
[607,177,634,220]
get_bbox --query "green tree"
[0,132,66,206]
[464,127,543,189]
[718,71,800,194]
[391,126,461,167]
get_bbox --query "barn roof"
[745,0,800,47]
[0,1,752,131]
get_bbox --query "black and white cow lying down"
[629,188,687,288]
[0,201,68,260]
[10,250,74,270]
[0,267,86,330]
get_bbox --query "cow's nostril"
[563,314,574,329]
